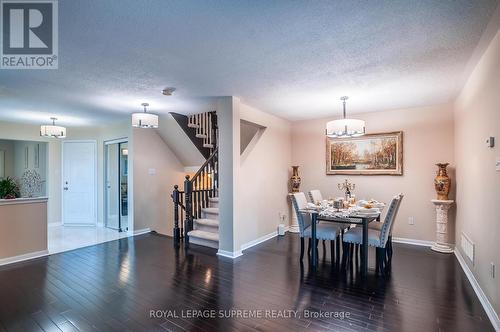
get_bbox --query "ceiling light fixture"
[40,117,67,138]
[326,96,365,138]
[161,87,176,96]
[131,103,158,128]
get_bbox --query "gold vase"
[434,163,451,200]
[290,166,301,193]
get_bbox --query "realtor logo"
[1,0,58,69]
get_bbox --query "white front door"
[62,141,96,225]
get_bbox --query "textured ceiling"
[0,0,497,125]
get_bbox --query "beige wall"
[0,121,61,224]
[0,200,47,259]
[291,104,455,242]
[237,103,292,249]
[454,29,500,317]
[69,123,130,225]
[0,120,130,226]
[132,127,185,235]
[216,97,240,253]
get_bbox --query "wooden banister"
[171,112,219,246]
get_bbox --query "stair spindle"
[205,112,208,145]
[203,112,207,145]
[208,112,212,147]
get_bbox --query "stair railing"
[172,147,218,244]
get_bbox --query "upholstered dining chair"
[308,189,347,259]
[308,189,323,204]
[291,192,342,261]
[368,193,404,262]
[342,194,404,275]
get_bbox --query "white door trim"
[103,138,128,231]
[104,137,128,146]
[61,140,98,226]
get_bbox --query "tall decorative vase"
[290,166,301,193]
[434,163,451,200]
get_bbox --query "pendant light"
[40,117,66,138]
[326,96,365,138]
[131,103,159,128]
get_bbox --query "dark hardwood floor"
[0,233,493,332]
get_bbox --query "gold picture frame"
[326,131,403,175]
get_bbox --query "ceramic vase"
[290,166,301,193]
[434,163,451,200]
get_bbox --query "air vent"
[461,232,474,264]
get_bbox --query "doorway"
[105,140,129,232]
[62,141,97,225]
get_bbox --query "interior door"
[105,143,120,229]
[62,141,96,225]
[119,142,128,231]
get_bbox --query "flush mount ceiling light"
[131,103,159,128]
[40,117,66,138]
[161,87,176,96]
[326,96,365,138]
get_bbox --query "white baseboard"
[241,227,288,251]
[216,227,290,259]
[392,237,434,247]
[131,228,151,236]
[217,249,243,259]
[455,249,500,331]
[0,250,49,267]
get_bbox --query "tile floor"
[48,225,131,254]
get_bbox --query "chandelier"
[132,103,159,128]
[40,117,66,138]
[326,96,365,138]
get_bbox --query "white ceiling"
[0,0,497,125]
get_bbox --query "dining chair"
[308,189,323,204]
[368,193,404,262]
[341,194,403,275]
[385,193,404,267]
[307,189,342,254]
[291,192,342,261]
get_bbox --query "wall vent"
[461,232,475,264]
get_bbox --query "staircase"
[189,197,219,248]
[171,111,219,248]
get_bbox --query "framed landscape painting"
[326,131,403,175]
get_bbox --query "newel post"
[172,185,181,243]
[184,175,193,245]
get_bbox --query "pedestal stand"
[430,199,454,253]
[287,193,300,233]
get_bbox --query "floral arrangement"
[0,177,20,199]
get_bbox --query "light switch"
[496,158,500,171]
[148,168,156,175]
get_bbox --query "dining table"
[301,203,383,276]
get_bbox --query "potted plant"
[0,177,21,199]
